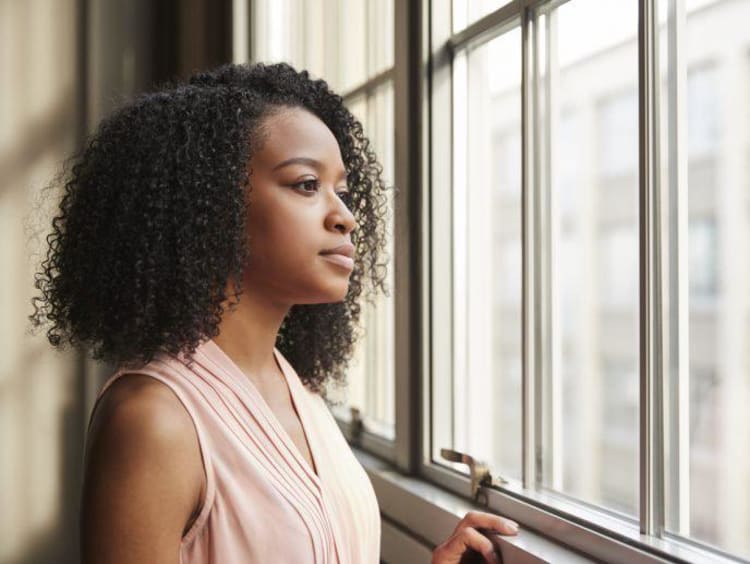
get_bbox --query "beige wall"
[0,1,83,562]
[0,1,234,560]
[0,1,186,562]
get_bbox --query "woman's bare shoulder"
[82,374,204,563]
[89,374,194,441]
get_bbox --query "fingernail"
[508,523,519,534]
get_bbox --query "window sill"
[354,448,595,563]
[353,448,734,564]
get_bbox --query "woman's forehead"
[253,107,344,170]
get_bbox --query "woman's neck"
[213,289,290,384]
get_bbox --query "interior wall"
[0,1,231,562]
[0,0,83,562]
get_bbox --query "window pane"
[368,0,394,78]
[661,1,750,558]
[252,0,393,93]
[303,0,346,89]
[328,85,396,439]
[251,0,305,71]
[538,0,640,516]
[360,83,396,435]
[434,29,523,480]
[338,0,367,91]
[452,0,513,33]
[328,95,368,418]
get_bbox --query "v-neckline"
[204,339,321,484]
[271,347,320,481]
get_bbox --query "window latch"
[349,406,364,444]
[440,448,508,506]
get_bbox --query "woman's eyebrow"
[272,156,347,180]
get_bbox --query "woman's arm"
[81,375,205,564]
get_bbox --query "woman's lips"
[320,253,355,270]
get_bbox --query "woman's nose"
[325,192,356,235]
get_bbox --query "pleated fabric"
[90,339,381,564]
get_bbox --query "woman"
[31,62,518,563]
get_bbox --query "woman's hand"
[431,510,519,564]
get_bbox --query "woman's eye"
[292,179,320,193]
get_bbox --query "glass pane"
[251,0,304,71]
[252,0,393,93]
[368,0,394,77]
[338,0,367,92]
[660,0,750,558]
[328,85,396,439]
[361,83,395,435]
[298,0,343,89]
[452,0,513,33]
[441,29,523,480]
[252,0,345,90]
[328,95,368,417]
[538,0,640,516]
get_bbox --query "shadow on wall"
[2,1,234,562]
[5,363,85,564]
[0,1,85,563]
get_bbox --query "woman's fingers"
[434,526,500,564]
[454,510,519,537]
[433,511,520,563]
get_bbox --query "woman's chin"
[307,284,350,304]
[322,289,349,304]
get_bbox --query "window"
[341,85,396,439]
[252,0,392,95]
[541,2,642,518]
[598,92,639,179]
[427,0,750,562]
[599,225,639,308]
[435,0,643,518]
[252,0,396,443]
[432,26,524,482]
[688,218,717,300]
[660,1,750,559]
[687,67,719,160]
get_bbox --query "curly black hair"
[30,62,389,395]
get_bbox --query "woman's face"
[242,106,356,305]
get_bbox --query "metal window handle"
[349,406,364,444]
[441,448,508,506]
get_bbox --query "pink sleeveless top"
[90,339,381,563]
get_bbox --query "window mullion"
[521,5,539,490]
[664,0,690,537]
[541,6,564,491]
[425,0,453,472]
[449,1,521,53]
[393,0,423,473]
[638,0,665,537]
[532,9,549,489]
[341,68,395,105]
